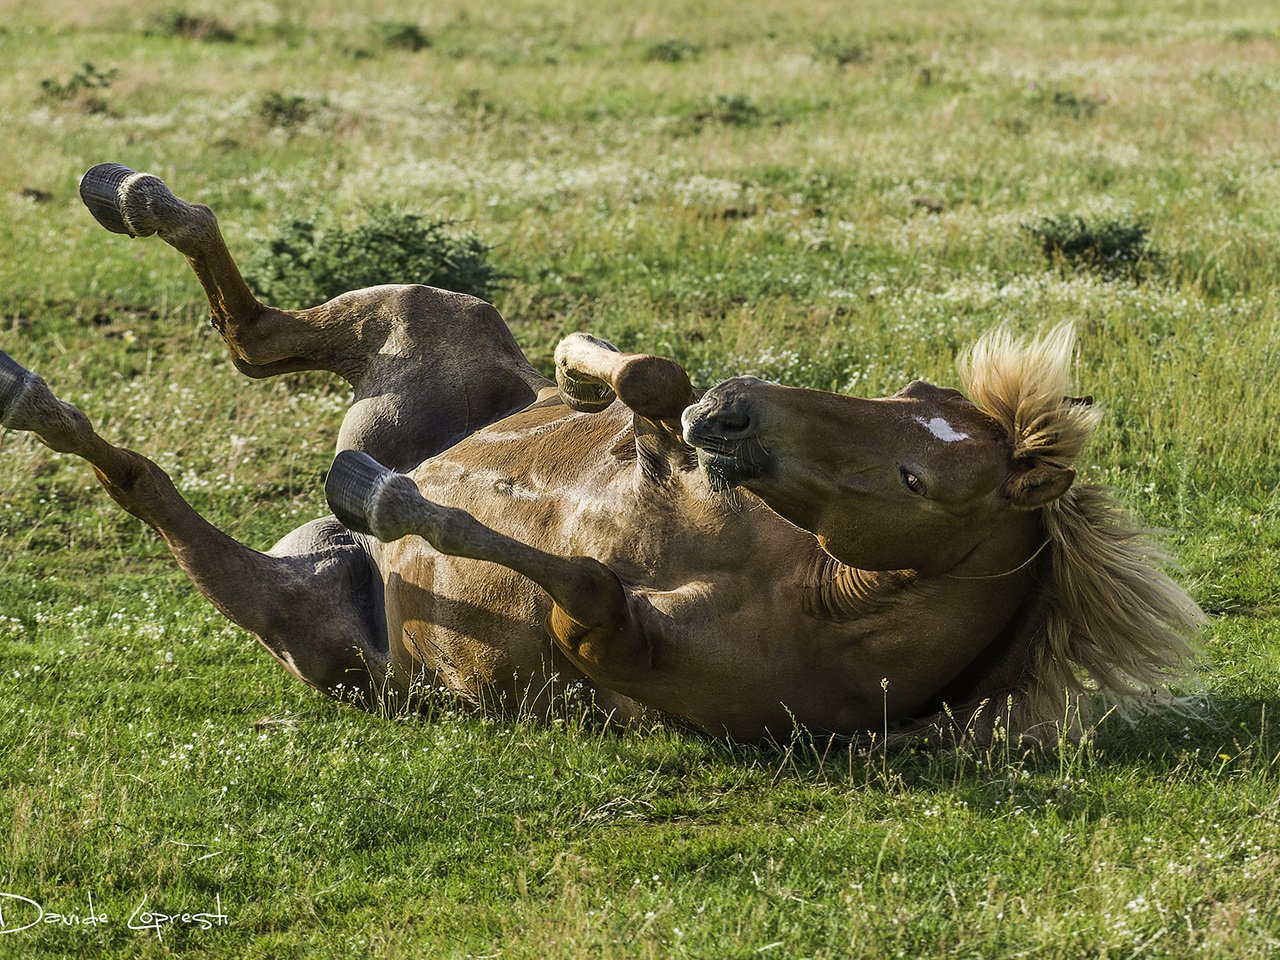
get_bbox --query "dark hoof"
[0,352,35,425]
[556,367,616,414]
[79,163,139,236]
[326,450,399,536]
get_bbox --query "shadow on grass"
[1090,694,1280,764]
[669,694,1280,824]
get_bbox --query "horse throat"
[803,554,913,622]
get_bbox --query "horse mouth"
[681,397,770,490]
[694,444,767,490]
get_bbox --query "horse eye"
[900,468,926,496]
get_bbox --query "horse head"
[682,327,1097,577]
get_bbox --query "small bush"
[245,211,506,307]
[689,93,763,128]
[815,33,872,66]
[1025,213,1157,278]
[454,88,506,118]
[1031,84,1104,120]
[644,38,702,63]
[149,10,238,42]
[257,91,316,130]
[40,62,117,100]
[370,20,430,52]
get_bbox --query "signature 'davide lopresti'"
[0,891,227,939]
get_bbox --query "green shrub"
[149,10,238,42]
[369,20,431,52]
[39,62,117,100]
[257,91,316,129]
[688,93,763,128]
[1032,84,1103,120]
[644,38,702,63]
[814,33,872,66]
[245,210,506,307]
[1025,213,1157,278]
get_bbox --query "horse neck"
[804,556,911,621]
[803,510,1046,623]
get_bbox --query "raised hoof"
[556,367,617,414]
[325,449,425,541]
[79,163,188,239]
[0,352,36,427]
[79,163,140,236]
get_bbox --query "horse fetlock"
[80,163,203,241]
[0,354,90,451]
[420,503,481,556]
[326,450,424,542]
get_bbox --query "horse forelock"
[956,322,1101,467]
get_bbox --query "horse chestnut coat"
[0,165,1204,741]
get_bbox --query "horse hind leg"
[80,164,549,470]
[78,163,426,388]
[0,352,397,710]
[80,162,325,378]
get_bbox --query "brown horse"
[0,164,1204,741]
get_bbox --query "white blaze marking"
[915,416,969,443]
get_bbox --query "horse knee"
[94,455,178,521]
[548,589,652,682]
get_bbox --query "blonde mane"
[957,325,1206,734]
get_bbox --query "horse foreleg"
[555,333,694,420]
[555,333,697,479]
[0,354,396,709]
[326,451,654,682]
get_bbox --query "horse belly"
[381,542,570,711]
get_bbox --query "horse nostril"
[708,405,754,438]
[683,379,762,447]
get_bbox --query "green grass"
[1,0,1279,955]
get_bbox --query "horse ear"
[1004,462,1075,510]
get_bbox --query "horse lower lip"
[696,445,766,488]
[698,450,740,488]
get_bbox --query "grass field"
[1,0,1279,956]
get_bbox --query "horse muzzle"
[681,377,771,487]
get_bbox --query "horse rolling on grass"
[0,164,1205,742]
